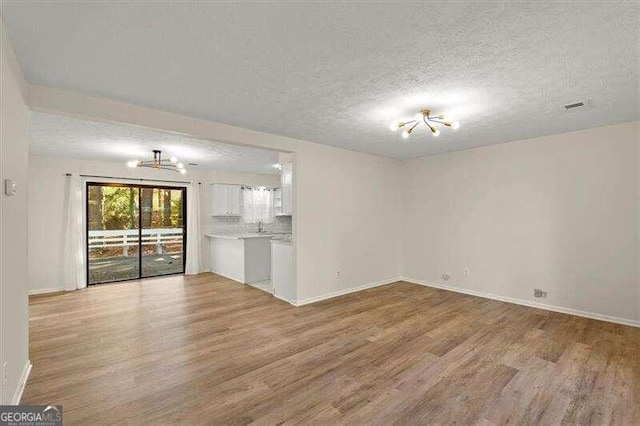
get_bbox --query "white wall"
[0,20,31,404]
[294,142,401,302]
[401,122,640,323]
[27,155,282,292]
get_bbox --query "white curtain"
[242,187,274,223]
[185,182,202,275]
[61,173,86,291]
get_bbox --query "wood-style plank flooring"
[23,274,640,424]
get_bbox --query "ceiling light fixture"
[127,149,187,174]
[390,109,460,139]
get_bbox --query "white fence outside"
[88,228,184,257]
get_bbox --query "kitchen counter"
[205,233,274,240]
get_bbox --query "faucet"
[258,221,264,233]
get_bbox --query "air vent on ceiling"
[188,163,198,166]
[563,101,586,110]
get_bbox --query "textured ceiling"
[30,112,281,175]
[4,2,639,159]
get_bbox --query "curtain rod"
[212,183,279,190]
[65,173,200,185]
[240,185,278,190]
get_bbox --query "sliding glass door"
[140,187,186,278]
[87,183,186,285]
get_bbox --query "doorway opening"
[86,182,186,285]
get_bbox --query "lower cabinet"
[271,241,293,303]
[209,236,271,284]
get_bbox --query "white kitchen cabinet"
[272,241,294,303]
[227,185,241,215]
[211,184,241,216]
[280,162,293,215]
[273,188,283,216]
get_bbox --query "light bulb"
[390,122,400,131]
[179,168,187,174]
[432,128,441,137]
[402,130,410,139]
[127,160,139,168]
[451,121,460,130]
[170,156,178,163]
[177,163,184,169]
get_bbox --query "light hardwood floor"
[23,274,640,424]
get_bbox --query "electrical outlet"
[4,179,17,196]
[534,289,547,298]
[336,270,340,278]
[463,268,469,277]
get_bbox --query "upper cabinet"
[274,188,283,216]
[211,184,241,216]
[281,162,293,216]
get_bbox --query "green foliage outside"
[88,186,184,231]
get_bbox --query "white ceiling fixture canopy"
[4,2,639,159]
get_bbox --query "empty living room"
[1,2,639,424]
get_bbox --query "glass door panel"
[140,187,185,278]
[87,184,140,284]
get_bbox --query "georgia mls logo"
[0,404,63,425]
[43,405,60,417]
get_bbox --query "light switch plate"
[4,179,17,196]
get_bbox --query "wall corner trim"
[11,360,32,405]
[400,277,640,328]
[294,277,400,306]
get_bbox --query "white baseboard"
[28,287,64,295]
[294,277,399,306]
[11,360,32,405]
[210,271,245,284]
[400,276,640,328]
[274,293,293,304]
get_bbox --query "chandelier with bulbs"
[390,109,460,139]
[127,150,186,174]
